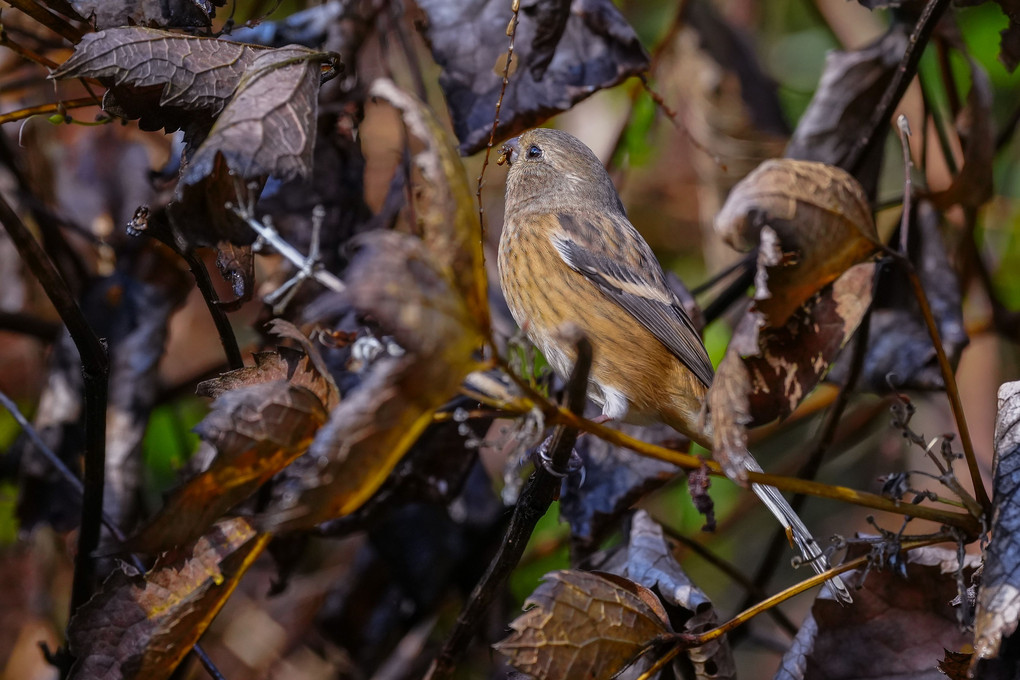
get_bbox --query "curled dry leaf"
[67,518,270,680]
[52,27,334,185]
[715,158,879,328]
[259,230,486,531]
[776,546,976,680]
[973,381,1020,666]
[368,79,488,325]
[414,0,649,153]
[708,263,875,472]
[129,379,328,552]
[182,45,332,184]
[494,570,671,680]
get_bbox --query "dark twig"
[3,0,83,43]
[0,192,108,620]
[879,114,990,514]
[424,332,594,680]
[474,0,520,252]
[843,0,952,175]
[0,391,227,680]
[0,97,98,126]
[0,310,61,340]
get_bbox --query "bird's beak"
[497,137,520,166]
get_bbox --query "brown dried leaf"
[785,26,910,195]
[369,79,489,326]
[939,649,972,680]
[973,381,1020,664]
[708,263,875,477]
[128,381,328,552]
[415,0,649,154]
[776,547,976,680]
[182,45,332,184]
[601,510,736,680]
[67,518,269,680]
[715,159,879,327]
[259,231,485,531]
[70,0,222,29]
[51,28,259,116]
[494,570,671,680]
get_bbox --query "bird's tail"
[746,459,853,604]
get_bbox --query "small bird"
[497,128,851,603]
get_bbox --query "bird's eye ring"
[527,144,542,159]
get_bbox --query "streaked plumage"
[498,128,851,603]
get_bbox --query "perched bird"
[497,127,851,603]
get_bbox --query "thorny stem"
[0,97,98,126]
[0,391,230,680]
[425,335,593,680]
[0,192,109,623]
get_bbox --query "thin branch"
[843,0,953,175]
[0,97,98,126]
[688,536,951,645]
[0,310,61,340]
[0,191,108,618]
[424,333,593,680]
[474,0,520,273]
[3,0,83,43]
[0,22,59,68]
[232,207,345,293]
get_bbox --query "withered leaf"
[525,0,571,80]
[68,518,269,680]
[715,159,879,328]
[495,570,671,680]
[938,649,972,680]
[708,263,874,477]
[196,345,338,412]
[51,28,260,116]
[973,381,1020,665]
[259,231,485,531]
[369,79,489,326]
[600,510,735,680]
[70,0,222,29]
[129,381,328,552]
[777,547,976,680]
[183,45,332,185]
[415,0,649,153]
[560,422,682,555]
[785,25,910,196]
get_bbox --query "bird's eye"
[527,144,542,159]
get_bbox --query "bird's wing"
[550,214,715,388]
